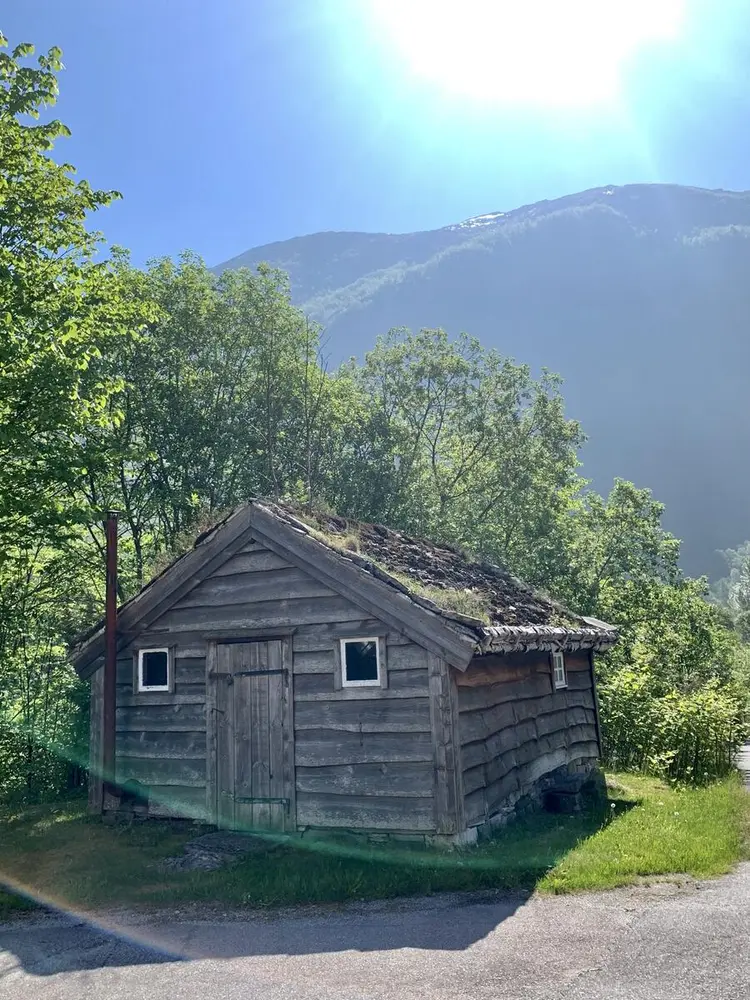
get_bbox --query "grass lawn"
[0,773,747,919]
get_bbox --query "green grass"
[0,773,747,919]
[539,773,750,892]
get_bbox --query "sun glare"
[370,0,684,108]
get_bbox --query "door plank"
[205,642,218,823]
[268,641,285,830]
[281,637,296,832]
[232,642,255,832]
[216,643,235,830]
[252,643,272,830]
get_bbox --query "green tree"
[0,34,148,797]
[561,479,681,614]
[327,327,584,590]
[0,536,96,798]
[599,576,736,693]
[0,34,142,547]
[77,255,330,588]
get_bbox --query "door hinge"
[231,795,290,809]
[208,668,286,682]
[233,668,286,677]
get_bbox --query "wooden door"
[207,639,295,831]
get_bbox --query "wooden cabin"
[70,501,617,844]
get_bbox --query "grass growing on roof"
[361,565,491,621]
[293,517,494,622]
[1,774,747,917]
[383,569,492,622]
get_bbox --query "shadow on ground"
[0,798,636,975]
[0,890,527,976]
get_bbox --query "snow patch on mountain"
[446,212,506,231]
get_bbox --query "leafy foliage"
[0,34,149,547]
[599,673,745,783]
[326,327,584,590]
[595,569,746,783]
[1,30,746,800]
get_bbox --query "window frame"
[136,647,173,693]
[339,636,383,688]
[551,650,567,690]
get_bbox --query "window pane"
[553,653,566,687]
[344,641,378,682]
[143,650,168,688]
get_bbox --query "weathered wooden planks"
[565,653,591,672]
[428,654,462,835]
[295,729,434,767]
[115,702,205,732]
[174,657,206,686]
[463,727,597,793]
[292,624,411,654]
[88,668,104,813]
[205,642,218,821]
[296,792,435,831]
[147,785,208,819]
[384,643,429,670]
[295,761,434,798]
[117,694,204,708]
[456,672,553,712]
[294,677,429,699]
[116,756,206,787]
[294,697,432,733]
[295,687,430,703]
[456,650,600,828]
[116,729,206,757]
[287,634,434,832]
[157,595,373,632]
[292,649,336,675]
[280,637,296,832]
[212,548,293,576]
[464,740,600,824]
[207,638,294,832]
[174,566,337,609]
[566,668,594,691]
[389,668,430,691]
[215,641,235,829]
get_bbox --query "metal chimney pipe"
[102,511,118,801]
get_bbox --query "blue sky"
[4,0,750,266]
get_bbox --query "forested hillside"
[219,184,750,579]
[1,34,747,802]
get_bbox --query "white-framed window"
[340,637,381,687]
[137,648,171,692]
[552,651,567,690]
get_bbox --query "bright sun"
[370,0,684,108]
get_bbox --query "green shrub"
[599,670,748,784]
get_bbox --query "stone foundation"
[470,759,605,841]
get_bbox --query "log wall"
[456,651,600,829]
[293,628,436,833]
[107,537,439,832]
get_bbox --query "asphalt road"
[1,864,749,1000]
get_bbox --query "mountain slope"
[216,184,750,577]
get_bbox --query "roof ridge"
[70,498,618,672]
